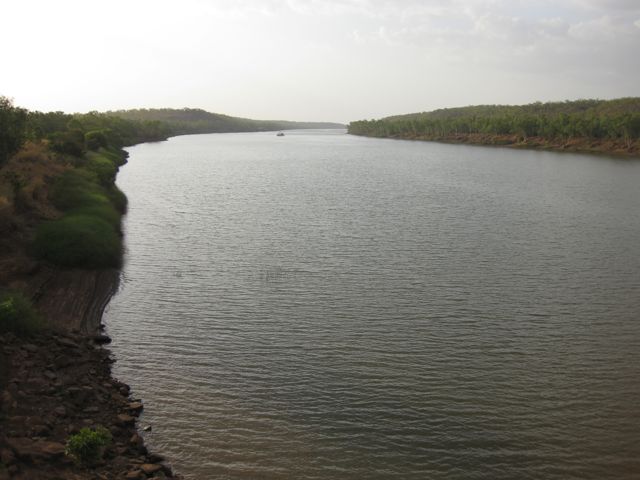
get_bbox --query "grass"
[0,290,44,336]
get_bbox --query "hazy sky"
[2,0,639,122]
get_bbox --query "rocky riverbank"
[0,325,181,479]
[0,139,182,477]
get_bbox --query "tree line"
[1,98,344,166]
[348,98,640,148]
[0,96,171,165]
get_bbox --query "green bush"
[86,152,117,186]
[48,129,85,156]
[34,215,122,268]
[65,426,112,466]
[105,185,127,213]
[97,146,128,167]
[50,170,111,211]
[0,291,44,336]
[67,205,121,229]
[84,130,109,151]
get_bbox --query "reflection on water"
[104,130,640,479]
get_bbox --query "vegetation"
[0,291,44,336]
[65,426,112,466]
[0,97,28,166]
[33,151,126,268]
[349,98,640,154]
[106,108,344,136]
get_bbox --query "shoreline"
[349,132,640,159]
[0,142,182,479]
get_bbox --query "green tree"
[0,96,27,165]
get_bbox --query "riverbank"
[350,131,640,158]
[0,140,182,478]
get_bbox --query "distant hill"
[348,98,640,157]
[106,108,344,136]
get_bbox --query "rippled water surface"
[104,130,640,479]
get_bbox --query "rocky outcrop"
[0,331,181,479]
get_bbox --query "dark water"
[104,130,640,479]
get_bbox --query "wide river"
[104,130,640,479]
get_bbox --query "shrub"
[50,170,111,211]
[0,291,44,335]
[67,205,121,229]
[34,215,122,268]
[65,426,112,466]
[84,130,109,151]
[105,185,127,213]
[97,146,127,167]
[48,129,85,156]
[86,153,117,186]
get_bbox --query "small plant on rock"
[65,426,112,466]
[0,291,43,335]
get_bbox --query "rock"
[22,344,38,353]
[83,406,100,414]
[129,433,144,446]
[125,470,144,480]
[147,452,165,463]
[56,337,78,349]
[53,406,66,417]
[0,447,16,465]
[93,334,112,345]
[31,424,51,437]
[6,438,65,461]
[117,413,136,425]
[43,371,57,381]
[143,425,152,432]
[128,401,144,414]
[39,441,66,458]
[141,463,163,475]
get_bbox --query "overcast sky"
[2,0,639,123]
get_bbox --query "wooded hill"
[348,98,640,156]
[106,108,344,136]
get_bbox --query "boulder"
[93,334,112,345]
[128,401,144,414]
[125,470,144,480]
[6,437,65,461]
[141,463,163,475]
[117,413,136,425]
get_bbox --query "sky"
[2,0,639,123]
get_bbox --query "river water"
[104,130,640,479]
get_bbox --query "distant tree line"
[106,108,344,135]
[348,98,640,148]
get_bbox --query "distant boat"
[276,132,285,136]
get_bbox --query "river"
[104,129,640,479]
